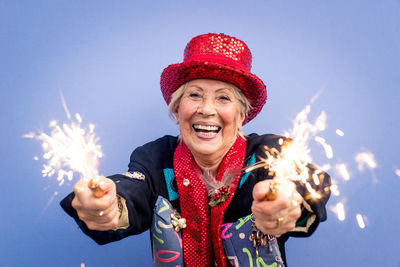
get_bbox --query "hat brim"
[160,60,267,124]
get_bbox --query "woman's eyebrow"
[215,87,234,93]
[187,85,233,93]
[187,85,203,91]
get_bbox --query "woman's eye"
[189,93,201,98]
[218,95,231,101]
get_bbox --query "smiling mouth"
[193,124,221,136]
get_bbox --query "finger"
[286,202,302,222]
[79,205,119,225]
[95,176,116,194]
[253,218,289,236]
[80,192,118,216]
[251,199,289,224]
[252,180,275,201]
[89,195,118,217]
[73,179,89,196]
[292,191,303,206]
[73,179,95,203]
[74,177,116,204]
[83,208,120,231]
[253,191,292,216]
[88,176,112,198]
[254,215,297,236]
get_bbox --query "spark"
[246,104,330,200]
[336,129,344,136]
[335,163,350,181]
[330,184,340,196]
[75,113,82,124]
[25,111,103,186]
[355,151,377,171]
[60,90,71,120]
[336,202,346,221]
[395,168,400,177]
[40,191,59,216]
[356,214,366,229]
[315,136,333,159]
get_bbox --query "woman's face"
[174,79,245,161]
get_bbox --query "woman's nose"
[197,97,216,116]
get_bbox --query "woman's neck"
[193,156,221,177]
[189,136,241,177]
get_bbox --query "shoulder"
[129,135,178,169]
[132,135,178,154]
[245,133,285,156]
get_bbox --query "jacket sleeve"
[289,164,331,237]
[59,167,155,245]
[60,135,176,245]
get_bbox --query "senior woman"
[61,33,331,267]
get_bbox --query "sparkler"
[246,99,377,229]
[25,96,103,192]
[245,103,330,201]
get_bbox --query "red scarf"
[173,136,247,266]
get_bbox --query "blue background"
[1,1,400,266]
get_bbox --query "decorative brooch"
[208,186,230,207]
[170,210,187,232]
[201,169,239,207]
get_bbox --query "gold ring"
[277,217,284,228]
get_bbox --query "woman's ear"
[238,110,246,127]
[173,103,180,124]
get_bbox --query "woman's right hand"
[72,177,120,231]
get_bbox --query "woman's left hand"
[251,179,303,236]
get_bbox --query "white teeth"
[193,124,219,131]
[201,131,217,136]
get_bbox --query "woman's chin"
[190,139,222,156]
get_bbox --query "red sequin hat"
[160,33,267,124]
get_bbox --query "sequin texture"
[173,136,247,267]
[160,33,267,124]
